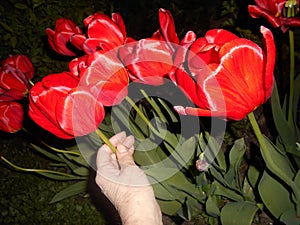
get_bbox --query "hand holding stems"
[95,132,163,225]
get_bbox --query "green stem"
[140,89,167,123]
[29,79,35,86]
[21,128,81,156]
[95,129,117,154]
[288,29,295,124]
[125,96,161,137]
[287,4,295,124]
[248,112,300,215]
[40,141,81,156]
[0,155,82,179]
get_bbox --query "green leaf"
[280,209,299,225]
[50,181,87,204]
[220,201,259,225]
[14,3,29,9]
[258,170,295,219]
[224,138,246,189]
[247,165,260,189]
[169,171,205,201]
[206,195,221,217]
[156,199,182,215]
[211,181,244,202]
[242,176,255,202]
[146,168,205,202]
[262,136,295,178]
[158,98,179,123]
[0,21,14,33]
[203,132,227,172]
[178,196,201,220]
[294,170,300,187]
[152,182,178,201]
[73,167,89,176]
[35,172,84,181]
[134,144,169,166]
[271,83,297,155]
[163,136,196,169]
[30,144,63,162]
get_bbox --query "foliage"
[0,134,106,225]
[1,0,300,225]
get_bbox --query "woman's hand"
[95,132,163,225]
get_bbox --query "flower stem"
[40,141,81,156]
[0,154,83,179]
[248,112,300,215]
[21,128,81,156]
[288,30,295,124]
[125,96,161,137]
[95,129,117,154]
[287,3,295,124]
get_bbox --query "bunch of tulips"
[0,8,276,137]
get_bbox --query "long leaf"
[271,83,297,155]
[258,170,295,219]
[50,180,87,203]
[220,201,259,225]
[30,144,63,162]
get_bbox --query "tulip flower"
[70,12,134,54]
[248,0,300,32]
[118,8,178,85]
[0,55,34,101]
[68,55,89,77]
[46,18,83,56]
[119,39,173,85]
[78,50,129,106]
[1,55,34,80]
[172,26,276,121]
[29,72,105,139]
[0,101,24,133]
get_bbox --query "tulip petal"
[112,13,127,38]
[80,50,129,106]
[204,29,239,46]
[0,101,24,133]
[0,67,30,98]
[86,14,124,49]
[248,5,281,28]
[260,26,275,99]
[28,72,79,139]
[158,8,179,51]
[56,89,105,137]
[120,39,173,85]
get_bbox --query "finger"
[122,135,135,150]
[117,144,136,167]
[96,144,118,170]
[109,131,127,147]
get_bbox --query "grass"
[0,132,106,225]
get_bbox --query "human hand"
[95,132,163,225]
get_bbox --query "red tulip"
[0,101,24,133]
[118,8,178,85]
[119,39,173,85]
[172,26,276,120]
[1,55,34,80]
[29,72,105,139]
[70,12,133,54]
[68,55,89,77]
[0,55,34,101]
[78,50,129,106]
[248,0,300,32]
[46,18,83,56]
